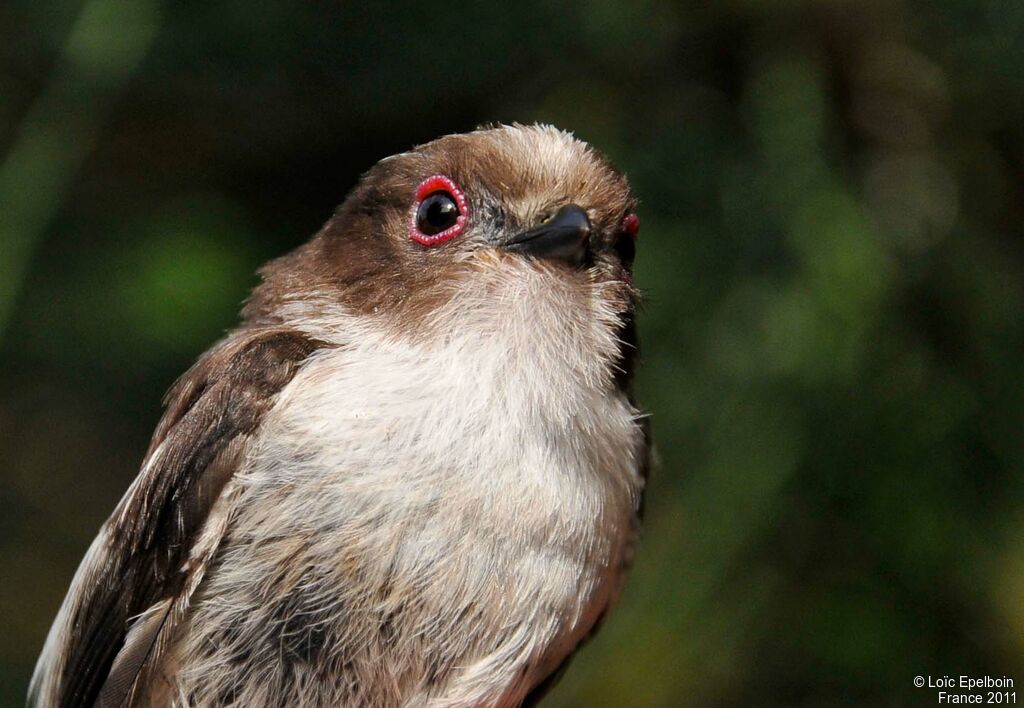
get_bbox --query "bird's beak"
[503,204,591,266]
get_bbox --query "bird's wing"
[29,328,323,708]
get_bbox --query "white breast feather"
[161,260,645,707]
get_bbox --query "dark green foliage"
[2,1,1022,705]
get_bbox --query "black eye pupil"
[416,192,460,235]
[614,233,636,267]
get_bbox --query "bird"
[30,123,650,708]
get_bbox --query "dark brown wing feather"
[33,328,322,708]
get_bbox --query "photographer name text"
[914,675,1016,704]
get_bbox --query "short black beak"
[504,204,591,265]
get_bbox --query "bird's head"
[246,124,641,386]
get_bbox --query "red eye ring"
[409,174,470,246]
[622,212,640,239]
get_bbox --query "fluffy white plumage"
[31,124,648,708]
[141,258,645,706]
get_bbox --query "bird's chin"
[450,249,635,318]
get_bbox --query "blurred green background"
[3,0,1023,705]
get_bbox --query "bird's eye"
[417,194,459,234]
[614,232,636,267]
[410,175,469,246]
[622,212,640,239]
[615,212,639,267]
